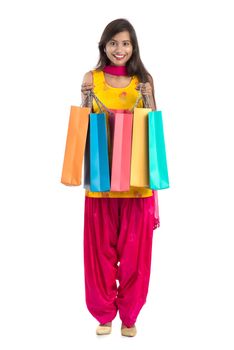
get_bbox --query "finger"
[81,85,93,90]
[81,87,93,91]
[136,84,145,91]
[141,90,152,95]
[81,83,94,88]
[81,85,94,92]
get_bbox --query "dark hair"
[95,18,151,83]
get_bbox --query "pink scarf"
[103,65,128,76]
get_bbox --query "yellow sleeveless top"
[85,69,153,198]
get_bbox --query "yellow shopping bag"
[130,107,152,187]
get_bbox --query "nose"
[113,42,126,50]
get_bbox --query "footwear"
[121,324,137,337]
[96,322,112,335]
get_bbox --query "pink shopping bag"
[108,110,133,191]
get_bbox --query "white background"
[0,0,234,349]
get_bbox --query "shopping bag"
[148,111,169,189]
[83,123,90,190]
[109,110,133,191]
[89,112,110,191]
[61,106,90,185]
[130,107,152,187]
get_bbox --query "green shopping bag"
[148,110,169,189]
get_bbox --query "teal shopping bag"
[89,113,110,192]
[148,111,169,189]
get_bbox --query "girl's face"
[105,31,133,66]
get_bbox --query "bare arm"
[136,74,157,110]
[146,74,157,110]
[81,71,94,106]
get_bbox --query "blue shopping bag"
[89,113,110,192]
[148,110,169,189]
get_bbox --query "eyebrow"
[110,39,131,42]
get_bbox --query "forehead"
[110,31,131,42]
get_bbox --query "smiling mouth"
[113,54,126,60]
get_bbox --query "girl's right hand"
[81,82,95,95]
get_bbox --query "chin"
[113,60,129,66]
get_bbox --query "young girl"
[81,18,160,337]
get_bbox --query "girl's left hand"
[136,82,153,97]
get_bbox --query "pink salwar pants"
[83,194,159,327]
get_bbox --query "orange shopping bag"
[61,106,90,185]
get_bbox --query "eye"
[109,41,116,46]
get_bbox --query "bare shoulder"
[82,70,93,84]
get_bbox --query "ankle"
[100,322,112,327]
[121,323,135,328]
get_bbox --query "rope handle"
[90,85,144,114]
[81,83,151,111]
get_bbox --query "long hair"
[95,18,151,83]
